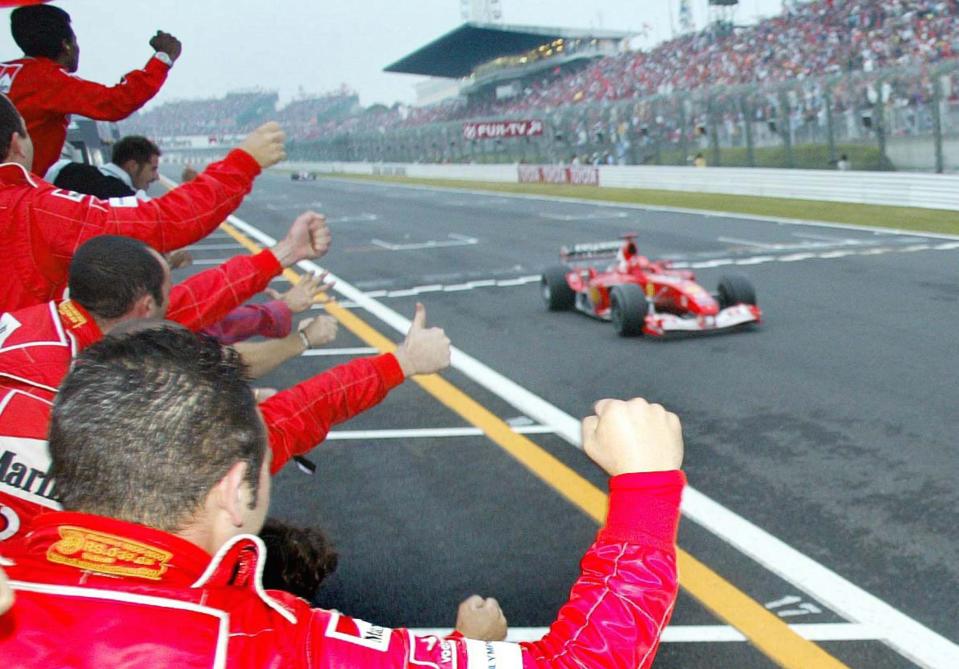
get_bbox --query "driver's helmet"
[617,240,647,271]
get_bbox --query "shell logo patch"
[57,300,88,329]
[47,526,173,580]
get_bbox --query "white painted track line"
[325,425,556,440]
[186,174,958,668]
[408,623,885,644]
[302,347,378,357]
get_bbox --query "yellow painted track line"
[218,222,848,669]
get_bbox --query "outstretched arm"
[37,123,287,263]
[260,303,450,472]
[232,315,338,379]
[297,397,684,668]
[34,31,181,121]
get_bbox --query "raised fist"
[582,398,684,476]
[149,31,182,62]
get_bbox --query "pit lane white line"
[720,236,877,251]
[371,234,478,251]
[410,623,886,644]
[325,425,556,440]
[351,276,540,299]
[221,209,959,669]
[302,347,378,357]
[718,236,783,249]
[327,213,378,223]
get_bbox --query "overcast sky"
[0,0,787,109]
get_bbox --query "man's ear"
[121,159,140,176]
[215,461,251,528]
[7,132,25,164]
[129,292,156,318]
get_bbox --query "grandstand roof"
[384,22,630,78]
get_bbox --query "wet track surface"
[171,170,959,667]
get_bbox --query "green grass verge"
[314,173,959,236]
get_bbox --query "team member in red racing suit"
[0,328,684,668]
[0,211,335,541]
[0,92,287,312]
[0,5,179,176]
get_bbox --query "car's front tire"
[610,284,648,336]
[717,274,757,308]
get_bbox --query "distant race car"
[541,234,762,337]
[290,170,317,181]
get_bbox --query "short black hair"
[112,136,161,166]
[0,94,26,160]
[11,5,73,59]
[68,236,165,319]
[49,327,266,532]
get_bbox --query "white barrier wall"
[278,161,959,212]
[600,165,959,211]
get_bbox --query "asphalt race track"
[169,169,959,668]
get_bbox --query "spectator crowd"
[121,87,362,141]
[109,0,959,148]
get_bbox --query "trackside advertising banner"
[518,164,599,186]
[463,120,544,140]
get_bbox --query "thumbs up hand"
[394,303,451,377]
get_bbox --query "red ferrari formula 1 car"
[541,234,762,336]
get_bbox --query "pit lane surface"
[171,170,959,668]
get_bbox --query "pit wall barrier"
[279,160,959,212]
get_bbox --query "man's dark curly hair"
[259,518,339,601]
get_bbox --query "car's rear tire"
[541,266,575,311]
[610,284,648,336]
[718,274,757,308]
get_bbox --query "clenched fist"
[582,398,683,476]
[455,595,507,641]
[149,31,182,62]
[298,316,338,349]
[238,122,286,169]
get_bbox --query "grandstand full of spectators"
[490,0,959,116]
[121,87,361,141]
[119,0,959,147]
[122,90,279,137]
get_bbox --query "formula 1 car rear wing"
[560,240,622,261]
